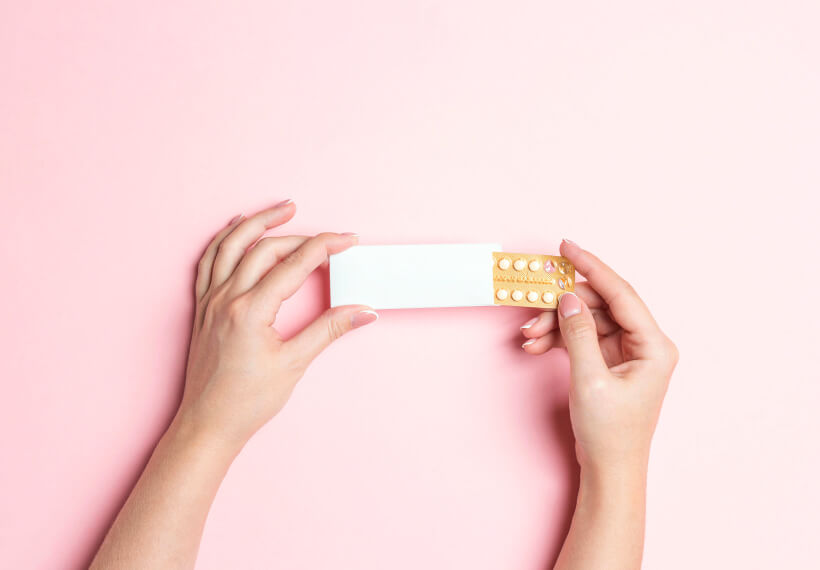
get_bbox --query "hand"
[176,200,378,450]
[520,239,678,473]
[90,202,379,569]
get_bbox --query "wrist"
[576,441,651,479]
[163,408,247,463]
[578,458,648,507]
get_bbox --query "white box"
[329,243,502,310]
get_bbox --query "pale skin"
[90,201,678,569]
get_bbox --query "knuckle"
[216,237,236,256]
[225,296,250,324]
[663,336,680,366]
[281,247,305,266]
[620,278,637,297]
[247,237,275,258]
[315,232,337,241]
[650,333,679,369]
[257,236,277,249]
[326,317,346,341]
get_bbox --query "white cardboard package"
[329,243,502,310]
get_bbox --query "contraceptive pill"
[492,251,575,309]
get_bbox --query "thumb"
[283,305,378,367]
[557,292,608,379]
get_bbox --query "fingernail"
[342,232,360,238]
[562,238,577,246]
[351,309,378,328]
[520,317,538,329]
[558,292,581,318]
[275,199,293,207]
[230,214,244,224]
[522,338,537,348]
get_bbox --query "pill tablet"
[491,251,575,309]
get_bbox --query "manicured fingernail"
[562,238,577,246]
[558,292,581,318]
[342,232,360,238]
[520,317,538,329]
[275,199,293,207]
[351,309,378,328]
[522,338,537,348]
[230,214,244,224]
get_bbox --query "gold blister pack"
[492,252,575,309]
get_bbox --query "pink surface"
[2,1,819,568]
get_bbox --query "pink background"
[2,1,819,568]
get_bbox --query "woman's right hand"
[176,200,378,451]
[520,239,679,473]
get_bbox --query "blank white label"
[329,243,502,310]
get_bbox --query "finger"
[517,282,607,339]
[195,214,244,300]
[592,310,620,336]
[283,305,378,368]
[520,308,619,339]
[230,235,309,294]
[575,281,606,310]
[210,199,296,289]
[599,332,625,368]
[521,330,563,355]
[559,240,659,336]
[250,232,359,320]
[556,292,608,379]
[520,312,558,337]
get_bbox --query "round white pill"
[513,259,526,271]
[496,288,509,300]
[526,291,538,302]
[511,289,524,301]
[528,260,540,271]
[542,291,555,304]
[498,258,511,270]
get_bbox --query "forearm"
[554,460,648,570]
[91,415,240,569]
